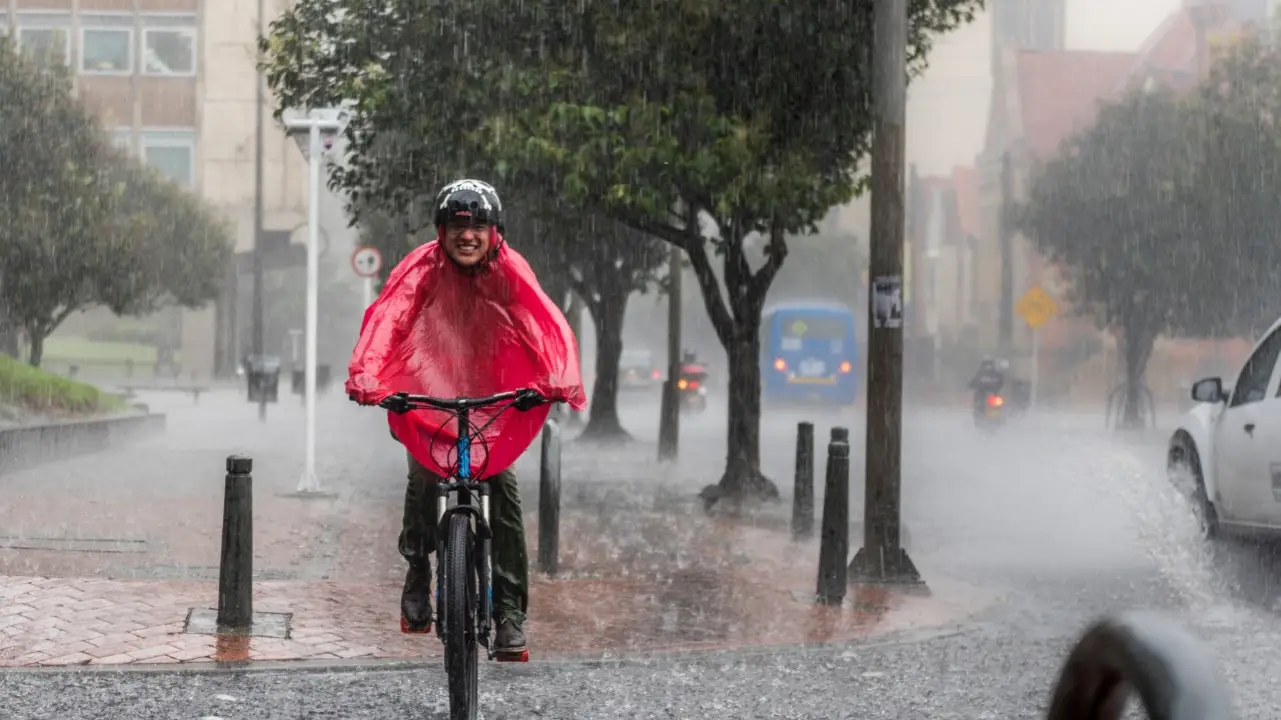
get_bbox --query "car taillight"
[651,368,661,379]
[689,380,699,389]
[839,361,852,374]
[677,378,689,390]
[986,394,1004,408]
[773,358,786,372]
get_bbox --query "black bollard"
[538,419,562,575]
[792,422,815,541]
[816,427,850,605]
[217,456,254,630]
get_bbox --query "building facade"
[2,0,310,379]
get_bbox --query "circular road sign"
[351,246,383,278]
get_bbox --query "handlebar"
[374,389,549,414]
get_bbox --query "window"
[143,28,196,76]
[17,27,69,69]
[141,130,195,189]
[81,28,132,74]
[1230,329,1281,407]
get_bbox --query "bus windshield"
[778,315,848,340]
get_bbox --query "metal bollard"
[791,422,815,541]
[217,455,254,630]
[816,427,850,605]
[538,419,562,575]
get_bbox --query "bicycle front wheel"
[444,512,479,720]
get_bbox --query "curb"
[0,622,981,677]
[0,413,166,473]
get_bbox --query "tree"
[1188,32,1281,337]
[1015,86,1280,427]
[482,0,981,506]
[0,41,232,366]
[261,0,983,506]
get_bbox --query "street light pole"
[284,111,346,497]
[849,0,924,590]
[251,0,267,421]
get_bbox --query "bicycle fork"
[434,484,497,658]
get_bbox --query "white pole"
[363,276,373,307]
[299,121,321,494]
[1031,328,1040,410]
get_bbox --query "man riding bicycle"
[346,178,586,656]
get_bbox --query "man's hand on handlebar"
[512,388,549,412]
[378,393,412,414]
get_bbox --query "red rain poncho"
[346,238,586,479]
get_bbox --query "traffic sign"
[1016,285,1059,330]
[351,246,382,278]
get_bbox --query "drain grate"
[0,536,148,554]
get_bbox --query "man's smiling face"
[441,219,493,267]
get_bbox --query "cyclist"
[346,178,585,656]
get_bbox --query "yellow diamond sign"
[1016,286,1059,330]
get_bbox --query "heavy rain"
[4,0,1281,717]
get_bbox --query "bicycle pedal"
[494,648,529,663]
[399,616,432,635]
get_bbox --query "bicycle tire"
[1046,611,1234,720]
[444,513,479,720]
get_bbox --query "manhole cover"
[0,536,148,554]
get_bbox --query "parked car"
[1167,317,1281,541]
[619,349,661,391]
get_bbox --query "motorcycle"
[677,363,709,413]
[974,391,1005,432]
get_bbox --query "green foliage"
[261,0,982,492]
[0,37,232,365]
[0,352,124,415]
[1017,89,1211,342]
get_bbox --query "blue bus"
[760,301,858,406]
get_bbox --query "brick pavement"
[0,392,991,668]
[0,515,988,668]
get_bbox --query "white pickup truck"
[1167,319,1281,540]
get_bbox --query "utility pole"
[657,242,682,461]
[998,151,1013,353]
[849,0,924,589]
[251,0,267,421]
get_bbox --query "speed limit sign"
[351,246,382,278]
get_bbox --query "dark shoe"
[495,619,526,651]
[400,563,432,632]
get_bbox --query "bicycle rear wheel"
[444,513,479,720]
[1046,611,1234,720]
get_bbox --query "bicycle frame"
[433,402,498,655]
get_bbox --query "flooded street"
[1,389,1276,717]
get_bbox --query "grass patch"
[0,353,127,415]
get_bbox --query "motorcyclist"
[349,178,579,655]
[968,356,1006,412]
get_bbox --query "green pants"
[399,452,530,625]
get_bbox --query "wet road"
[5,389,1281,717]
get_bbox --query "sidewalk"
[0,499,987,668]
[0,393,991,668]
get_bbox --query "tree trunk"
[27,330,45,368]
[697,285,781,512]
[710,321,780,504]
[1119,322,1156,430]
[579,281,631,441]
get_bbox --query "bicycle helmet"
[433,178,504,233]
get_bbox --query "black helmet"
[433,179,504,233]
